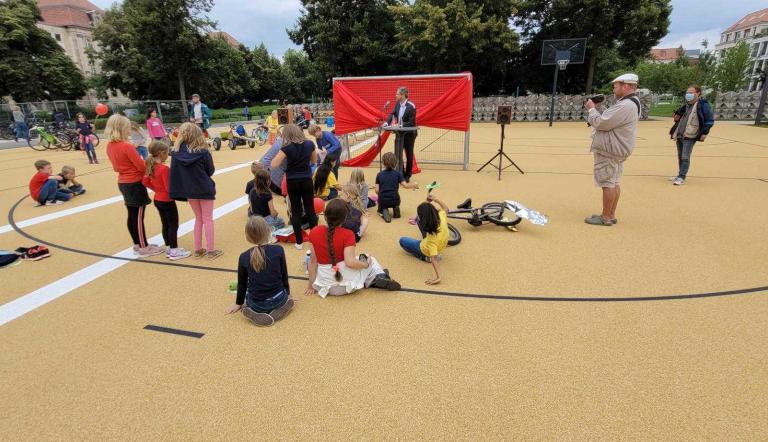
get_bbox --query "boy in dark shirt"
[374,152,419,222]
[58,165,86,196]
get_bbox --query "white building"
[714,7,768,91]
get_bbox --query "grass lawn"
[648,102,677,117]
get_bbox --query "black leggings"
[126,205,148,248]
[154,200,179,248]
[286,178,317,244]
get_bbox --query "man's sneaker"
[242,307,274,327]
[135,245,164,258]
[269,298,295,322]
[392,207,401,219]
[673,177,685,186]
[45,200,63,206]
[370,274,401,291]
[167,248,192,260]
[206,249,224,260]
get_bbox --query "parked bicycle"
[27,125,72,151]
[251,120,270,146]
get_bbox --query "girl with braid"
[305,199,401,297]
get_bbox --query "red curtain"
[335,73,473,169]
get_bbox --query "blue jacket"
[188,102,212,130]
[169,144,216,200]
[673,98,714,139]
[316,131,341,155]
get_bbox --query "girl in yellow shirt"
[398,195,449,285]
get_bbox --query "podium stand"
[382,125,419,175]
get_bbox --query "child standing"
[145,108,168,141]
[248,169,285,229]
[339,184,369,242]
[58,165,86,196]
[169,122,222,260]
[399,195,449,285]
[75,113,98,164]
[225,216,294,327]
[28,160,69,206]
[105,114,163,257]
[349,168,374,209]
[143,141,191,260]
[129,122,149,160]
[313,157,341,200]
[375,152,419,223]
[266,110,279,145]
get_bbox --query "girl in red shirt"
[105,114,163,258]
[143,141,191,260]
[305,199,400,298]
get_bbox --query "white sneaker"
[667,176,678,181]
[294,242,303,250]
[673,177,685,186]
[45,200,63,206]
[167,247,192,260]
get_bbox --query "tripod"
[477,123,524,180]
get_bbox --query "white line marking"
[0,161,252,235]
[0,195,248,326]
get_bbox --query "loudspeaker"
[277,108,289,125]
[496,105,512,125]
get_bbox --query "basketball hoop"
[557,60,569,71]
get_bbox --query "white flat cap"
[612,73,639,84]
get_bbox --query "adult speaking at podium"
[385,86,418,182]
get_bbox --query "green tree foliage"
[514,0,671,93]
[0,0,86,101]
[91,0,253,105]
[389,0,518,94]
[288,0,400,78]
[282,49,328,102]
[247,43,285,101]
[714,41,752,92]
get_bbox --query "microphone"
[383,100,390,110]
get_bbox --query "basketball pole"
[548,65,559,127]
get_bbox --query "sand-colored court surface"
[1,119,766,439]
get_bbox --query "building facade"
[715,8,768,91]
[649,47,700,64]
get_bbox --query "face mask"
[685,93,695,102]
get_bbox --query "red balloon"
[313,197,325,214]
[95,103,108,116]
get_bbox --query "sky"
[89,0,767,56]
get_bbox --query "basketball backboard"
[541,38,587,65]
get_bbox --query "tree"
[714,41,752,92]
[0,0,86,101]
[288,0,400,79]
[247,44,284,101]
[91,0,215,102]
[696,39,717,88]
[389,0,518,94]
[282,49,328,101]
[515,0,671,93]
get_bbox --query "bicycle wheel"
[91,134,100,147]
[254,126,268,145]
[55,132,73,151]
[28,132,49,151]
[481,202,522,227]
[447,223,461,246]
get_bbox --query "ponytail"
[327,225,342,282]
[145,155,157,177]
[323,199,349,282]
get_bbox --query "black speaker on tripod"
[496,105,512,125]
[477,105,524,180]
[277,108,289,125]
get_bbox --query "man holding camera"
[583,73,641,226]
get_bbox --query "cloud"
[659,28,723,50]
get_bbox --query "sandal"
[206,249,224,260]
[193,249,206,258]
[584,214,613,226]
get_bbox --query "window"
[54,33,61,41]
[745,29,750,37]
[726,34,731,42]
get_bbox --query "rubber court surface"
[1,120,766,439]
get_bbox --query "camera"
[585,94,605,105]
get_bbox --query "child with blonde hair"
[266,110,279,145]
[143,141,191,260]
[340,184,369,242]
[169,122,221,259]
[226,216,293,327]
[348,168,374,210]
[105,114,162,257]
[58,165,85,196]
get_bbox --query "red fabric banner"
[335,73,472,168]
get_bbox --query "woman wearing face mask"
[669,86,715,186]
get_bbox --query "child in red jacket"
[143,141,191,260]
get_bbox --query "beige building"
[715,7,768,91]
[36,0,102,77]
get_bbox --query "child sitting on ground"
[225,216,294,327]
[398,194,449,285]
[248,169,286,230]
[349,168,375,210]
[313,157,342,200]
[339,184,369,242]
[29,160,69,206]
[58,165,86,196]
[375,152,418,222]
[142,141,191,260]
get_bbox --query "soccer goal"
[332,73,473,170]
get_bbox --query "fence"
[713,91,768,121]
[471,94,652,122]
